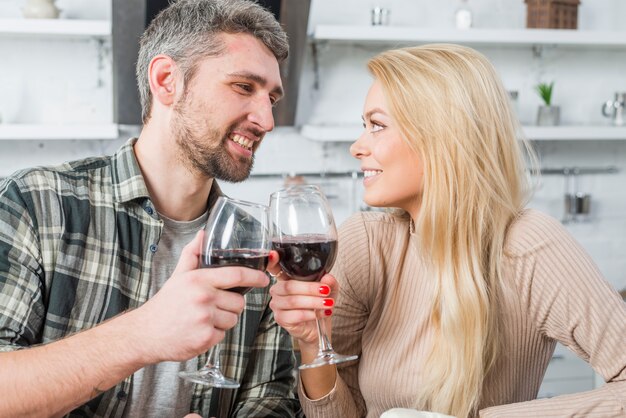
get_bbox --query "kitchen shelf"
[0,18,111,38]
[524,126,626,140]
[312,25,626,49]
[301,124,626,142]
[0,124,119,140]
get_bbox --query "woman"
[269,44,626,418]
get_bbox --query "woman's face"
[350,80,424,218]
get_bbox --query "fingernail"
[322,298,334,307]
[324,309,333,316]
[319,285,330,295]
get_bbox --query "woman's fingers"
[270,278,332,297]
[267,250,280,271]
[271,305,320,326]
[266,251,288,279]
[269,293,334,311]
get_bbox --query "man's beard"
[172,104,255,183]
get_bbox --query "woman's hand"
[268,252,338,351]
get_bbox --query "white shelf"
[301,124,626,142]
[0,124,119,140]
[312,25,626,48]
[0,18,110,38]
[524,126,626,140]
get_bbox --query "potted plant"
[535,81,560,126]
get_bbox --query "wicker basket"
[525,0,581,29]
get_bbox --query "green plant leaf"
[535,81,554,106]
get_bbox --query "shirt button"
[145,206,154,215]
[149,244,158,253]
[116,390,127,400]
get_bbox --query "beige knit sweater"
[299,209,626,417]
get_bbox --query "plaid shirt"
[0,138,302,418]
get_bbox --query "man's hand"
[132,230,270,364]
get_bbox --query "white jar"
[455,0,473,29]
[22,0,60,19]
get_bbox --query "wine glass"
[269,185,358,369]
[178,196,271,388]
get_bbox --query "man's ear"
[148,54,180,107]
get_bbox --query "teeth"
[231,134,253,150]
[363,170,382,178]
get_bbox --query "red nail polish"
[319,285,330,295]
[324,309,333,316]
[322,298,334,307]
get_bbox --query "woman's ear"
[148,54,179,108]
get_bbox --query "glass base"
[178,367,240,388]
[299,351,358,370]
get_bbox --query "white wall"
[0,0,625,296]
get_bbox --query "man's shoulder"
[3,154,114,194]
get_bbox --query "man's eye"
[235,83,253,93]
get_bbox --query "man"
[0,0,302,416]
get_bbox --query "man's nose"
[248,96,275,132]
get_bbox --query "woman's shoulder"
[505,208,571,257]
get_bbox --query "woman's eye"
[371,122,384,133]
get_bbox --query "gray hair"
[136,0,289,123]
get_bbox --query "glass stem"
[204,344,221,370]
[315,316,334,355]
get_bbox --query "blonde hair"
[367,44,536,417]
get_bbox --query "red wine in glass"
[200,249,270,294]
[269,185,358,369]
[272,235,337,282]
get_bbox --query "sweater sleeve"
[481,210,626,417]
[299,213,372,418]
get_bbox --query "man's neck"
[134,125,213,221]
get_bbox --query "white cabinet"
[312,25,626,49]
[0,18,117,141]
[301,25,626,142]
[0,18,110,37]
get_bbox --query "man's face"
[172,33,283,182]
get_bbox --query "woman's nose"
[350,130,369,159]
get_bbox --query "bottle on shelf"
[22,0,60,19]
[455,0,473,30]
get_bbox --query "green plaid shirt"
[0,138,302,417]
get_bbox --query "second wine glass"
[269,185,358,369]
[178,196,270,388]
